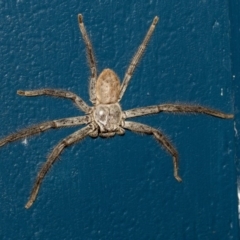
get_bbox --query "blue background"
[0,0,239,239]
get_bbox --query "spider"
[0,14,233,209]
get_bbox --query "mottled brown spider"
[0,14,233,208]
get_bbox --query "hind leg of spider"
[123,121,182,182]
[78,14,98,103]
[124,104,234,119]
[0,116,90,148]
[17,89,91,113]
[25,124,93,209]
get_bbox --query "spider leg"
[78,14,98,104]
[0,116,90,148]
[119,16,159,100]
[123,120,182,182]
[25,124,93,209]
[17,89,91,113]
[124,104,234,119]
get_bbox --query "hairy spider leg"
[0,116,90,148]
[119,16,159,100]
[123,121,182,181]
[25,125,93,208]
[124,104,234,119]
[18,89,91,113]
[78,14,98,104]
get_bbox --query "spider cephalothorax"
[93,68,124,135]
[0,14,233,208]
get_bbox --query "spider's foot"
[226,114,234,119]
[17,90,38,97]
[25,200,33,209]
[78,14,83,23]
[153,16,159,24]
[174,174,182,182]
[17,90,25,95]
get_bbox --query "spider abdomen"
[93,103,122,132]
[96,69,121,104]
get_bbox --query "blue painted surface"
[0,1,238,239]
[230,0,240,229]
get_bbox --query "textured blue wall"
[0,0,238,239]
[231,0,240,226]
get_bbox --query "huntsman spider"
[0,14,233,208]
